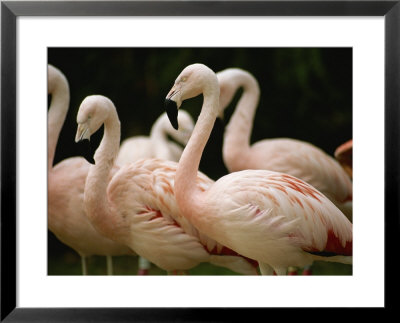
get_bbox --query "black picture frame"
[1,0,398,321]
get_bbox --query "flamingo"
[115,111,194,275]
[334,139,353,179]
[47,65,133,275]
[217,68,353,223]
[218,68,352,276]
[164,63,353,275]
[74,95,259,275]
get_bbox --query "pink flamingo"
[116,111,194,274]
[75,95,259,275]
[48,65,133,275]
[165,63,353,275]
[334,139,353,180]
[218,68,354,274]
[218,68,353,221]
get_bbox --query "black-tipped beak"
[76,139,96,165]
[216,115,225,127]
[165,98,179,130]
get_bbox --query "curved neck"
[175,92,219,218]
[150,115,168,142]
[48,78,70,168]
[222,75,260,165]
[85,110,121,238]
[150,117,172,159]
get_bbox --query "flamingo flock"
[48,62,352,276]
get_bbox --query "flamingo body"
[165,63,353,275]
[191,169,352,272]
[232,138,352,207]
[49,158,130,257]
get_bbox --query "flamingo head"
[165,63,219,129]
[75,95,114,143]
[334,139,353,160]
[217,68,260,113]
[217,68,240,110]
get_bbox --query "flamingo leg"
[175,270,188,275]
[167,270,189,275]
[302,265,312,275]
[81,256,88,275]
[274,268,287,276]
[259,263,274,275]
[106,255,113,275]
[137,256,151,275]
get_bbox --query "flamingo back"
[195,169,352,269]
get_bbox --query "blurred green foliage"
[48,48,352,275]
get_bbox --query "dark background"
[48,48,352,275]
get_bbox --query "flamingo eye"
[181,76,187,82]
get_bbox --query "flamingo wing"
[107,159,211,271]
[107,158,258,274]
[198,169,352,269]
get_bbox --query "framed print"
[1,0,399,320]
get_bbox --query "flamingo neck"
[150,117,171,159]
[175,93,219,219]
[223,76,260,171]
[150,115,167,142]
[85,111,121,238]
[47,79,70,168]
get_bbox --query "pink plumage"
[75,95,258,274]
[115,111,194,274]
[165,63,352,275]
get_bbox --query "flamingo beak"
[164,98,179,130]
[165,84,181,130]
[75,123,95,164]
[75,123,91,143]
